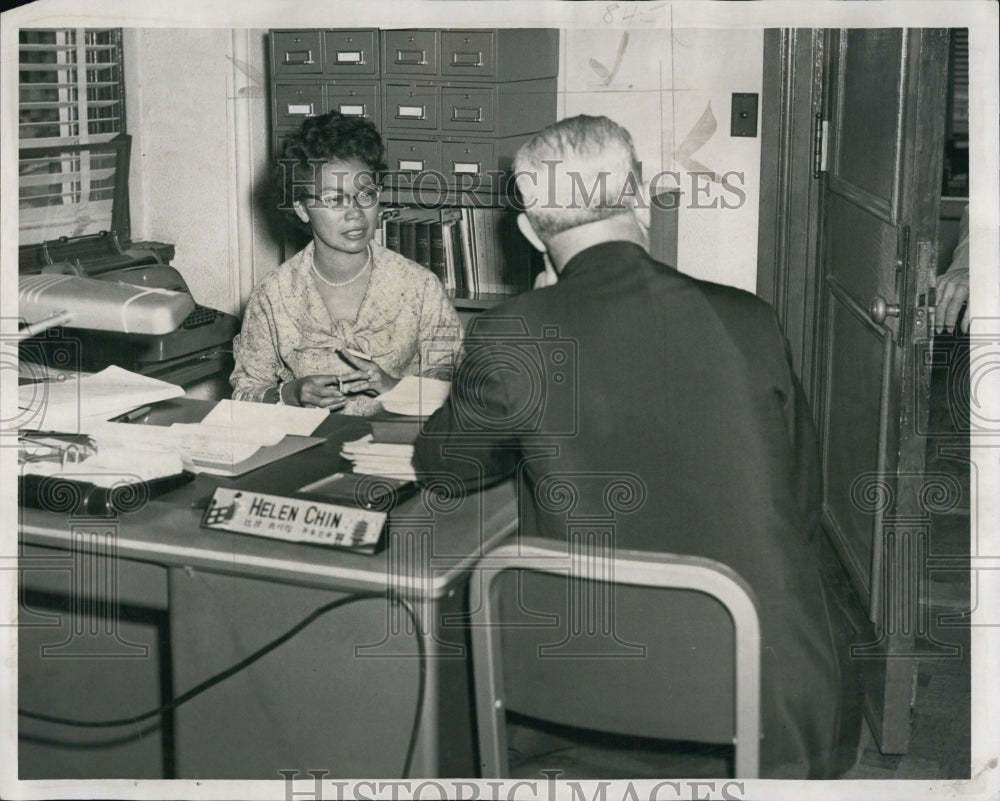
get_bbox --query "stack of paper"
[377,375,450,416]
[81,421,279,465]
[17,365,184,433]
[340,434,417,481]
[200,399,330,438]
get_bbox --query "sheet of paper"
[377,375,450,416]
[200,399,330,438]
[17,365,184,433]
[81,421,268,465]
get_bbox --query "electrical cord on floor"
[20,591,428,778]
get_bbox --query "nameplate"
[201,487,386,553]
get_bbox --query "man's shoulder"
[683,273,776,325]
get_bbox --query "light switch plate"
[731,92,759,137]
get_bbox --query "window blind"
[18,28,126,244]
[948,28,968,137]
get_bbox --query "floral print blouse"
[231,241,463,415]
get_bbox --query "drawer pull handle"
[398,159,425,172]
[450,50,483,67]
[395,49,427,66]
[453,161,481,175]
[286,103,315,116]
[336,50,364,64]
[451,106,482,123]
[339,104,365,117]
[397,104,426,120]
[283,49,314,65]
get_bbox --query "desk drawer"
[274,82,324,125]
[323,29,378,75]
[272,30,323,75]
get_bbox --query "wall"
[124,26,762,315]
[124,28,279,316]
[560,27,763,292]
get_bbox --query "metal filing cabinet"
[269,28,558,196]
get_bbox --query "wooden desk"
[19,400,517,778]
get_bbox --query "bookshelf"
[268,28,558,313]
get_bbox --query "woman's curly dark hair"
[273,111,387,212]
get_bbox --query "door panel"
[831,29,905,217]
[822,293,890,595]
[816,27,948,754]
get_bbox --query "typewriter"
[19,135,239,399]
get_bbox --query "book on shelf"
[398,210,419,262]
[459,207,478,296]
[384,211,402,253]
[382,204,539,301]
[431,210,464,294]
[414,216,434,268]
[442,213,465,295]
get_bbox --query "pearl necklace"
[311,244,372,288]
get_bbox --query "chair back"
[469,537,761,778]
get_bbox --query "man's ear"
[631,182,652,232]
[292,198,311,224]
[516,213,546,254]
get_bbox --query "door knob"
[869,296,901,325]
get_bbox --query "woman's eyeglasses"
[302,187,382,211]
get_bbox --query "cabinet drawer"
[384,84,439,130]
[324,30,378,75]
[327,83,379,126]
[441,31,495,78]
[272,31,323,75]
[441,86,495,133]
[383,30,438,75]
[274,83,324,125]
[441,140,494,188]
[386,138,441,187]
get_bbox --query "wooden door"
[815,28,950,754]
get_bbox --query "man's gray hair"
[512,115,643,239]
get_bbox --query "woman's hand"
[282,374,364,409]
[338,351,399,396]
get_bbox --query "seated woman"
[231,111,463,414]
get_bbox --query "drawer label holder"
[201,487,387,553]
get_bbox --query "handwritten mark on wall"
[227,55,264,99]
[588,32,630,86]
[674,101,720,182]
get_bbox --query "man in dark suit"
[413,115,861,778]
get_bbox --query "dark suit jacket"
[414,241,861,778]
